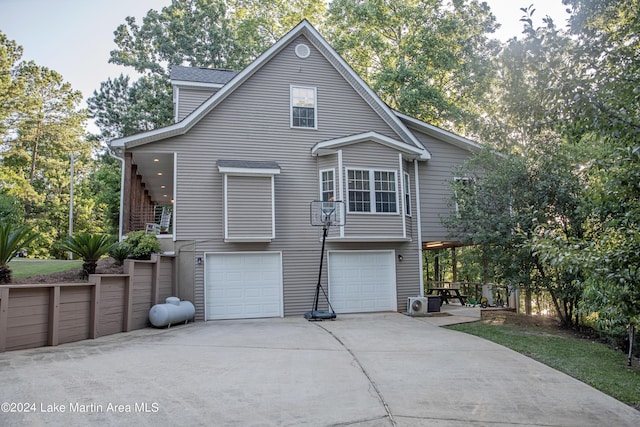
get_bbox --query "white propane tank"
[149,297,195,327]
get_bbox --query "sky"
[0,0,572,111]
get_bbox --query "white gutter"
[107,145,125,242]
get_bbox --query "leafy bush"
[122,231,160,260]
[109,242,133,266]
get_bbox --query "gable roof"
[109,20,427,157]
[311,131,430,160]
[395,112,483,153]
[170,65,239,87]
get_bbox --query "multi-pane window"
[347,169,397,213]
[404,172,411,216]
[348,170,370,212]
[321,169,335,202]
[374,171,396,213]
[291,86,316,128]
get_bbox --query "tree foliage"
[0,32,105,258]
[326,0,500,131]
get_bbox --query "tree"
[478,5,574,152]
[57,233,115,276]
[445,137,589,326]
[326,0,500,132]
[548,0,640,348]
[0,222,38,283]
[88,74,173,140]
[0,31,25,138]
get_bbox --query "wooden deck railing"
[0,254,176,353]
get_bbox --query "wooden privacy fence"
[0,255,176,353]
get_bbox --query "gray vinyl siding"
[176,87,217,121]
[130,35,422,317]
[226,175,273,239]
[413,129,474,242]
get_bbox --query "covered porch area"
[422,240,518,309]
[121,151,175,237]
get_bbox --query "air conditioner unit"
[408,297,428,316]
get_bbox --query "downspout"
[414,159,424,296]
[107,143,125,242]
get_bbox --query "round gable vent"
[295,43,311,59]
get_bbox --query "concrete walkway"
[1,310,639,426]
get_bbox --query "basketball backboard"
[310,200,345,227]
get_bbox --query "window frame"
[320,168,335,202]
[290,85,317,129]
[403,172,412,217]
[346,168,398,214]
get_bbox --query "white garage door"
[328,251,397,313]
[205,252,283,320]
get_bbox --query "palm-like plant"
[0,223,39,284]
[58,233,115,276]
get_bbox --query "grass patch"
[447,321,640,409]
[8,259,83,278]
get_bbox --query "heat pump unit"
[408,297,428,316]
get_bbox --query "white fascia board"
[218,166,281,176]
[395,112,484,153]
[171,80,225,89]
[311,131,429,160]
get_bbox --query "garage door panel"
[206,252,282,320]
[328,251,396,314]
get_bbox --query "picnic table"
[426,287,468,306]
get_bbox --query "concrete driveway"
[1,311,639,427]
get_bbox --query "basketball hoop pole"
[312,224,329,311]
[306,200,343,321]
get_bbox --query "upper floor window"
[453,177,474,217]
[404,172,411,217]
[347,169,397,214]
[320,169,335,202]
[291,85,317,129]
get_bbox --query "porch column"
[451,247,457,283]
[123,153,133,234]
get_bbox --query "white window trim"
[404,171,412,217]
[290,85,317,130]
[346,168,399,214]
[222,173,277,242]
[319,168,336,202]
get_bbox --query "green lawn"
[447,321,640,409]
[8,259,83,278]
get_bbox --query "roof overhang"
[423,241,465,250]
[171,80,225,90]
[395,112,483,153]
[217,160,281,176]
[311,132,430,160]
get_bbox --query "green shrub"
[122,231,160,260]
[0,222,38,283]
[57,233,115,276]
[109,242,133,265]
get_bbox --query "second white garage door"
[328,250,397,313]
[205,252,283,320]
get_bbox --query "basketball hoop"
[305,200,345,321]
[310,200,345,227]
